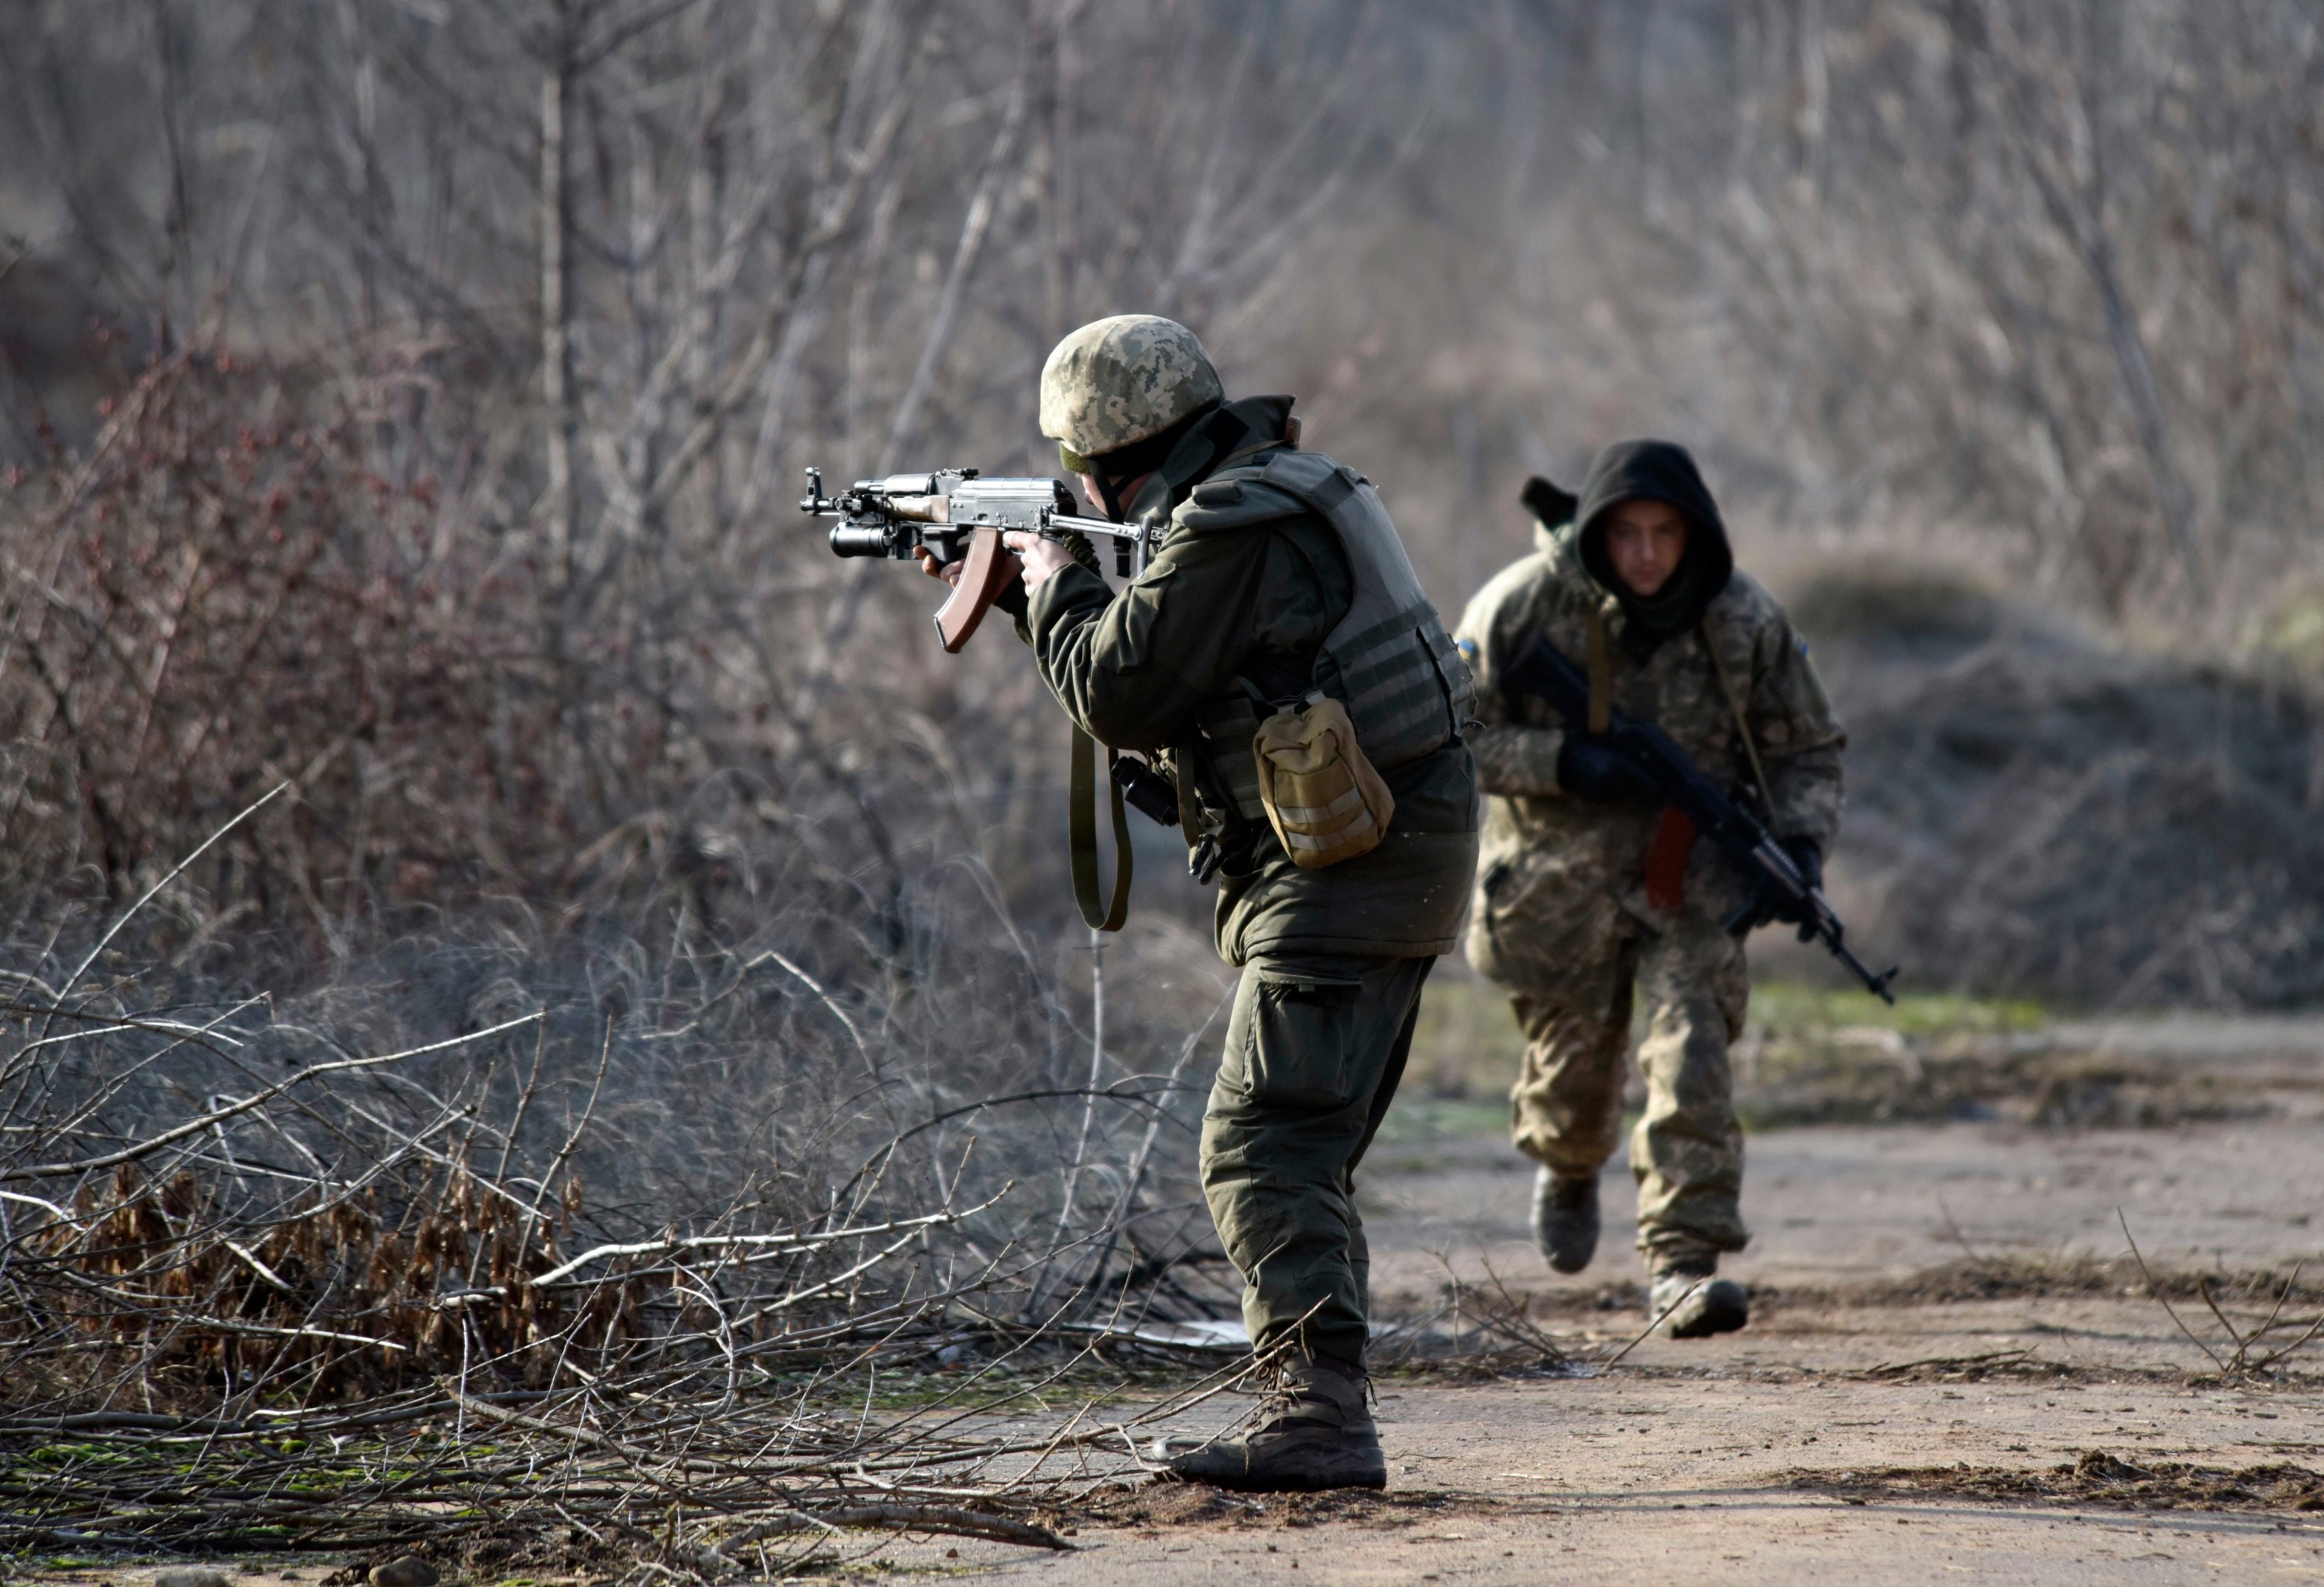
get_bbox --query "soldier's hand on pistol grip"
[920,530,1094,617]
[919,544,1033,620]
[1001,529,1096,593]
[1556,736,1659,806]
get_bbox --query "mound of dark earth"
[1792,1449,2324,1512]
[1786,568,2324,1009]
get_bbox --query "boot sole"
[1150,1438,1387,1492]
[1159,1465,1387,1493]
[1664,1287,1749,1340]
[1534,1184,1600,1275]
[1545,1239,1597,1275]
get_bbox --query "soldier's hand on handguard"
[1556,737,1659,806]
[916,548,964,586]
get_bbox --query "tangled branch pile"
[0,788,1260,1573]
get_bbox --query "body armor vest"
[1188,450,1474,828]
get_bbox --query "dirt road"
[913,1115,2324,1585]
[65,1106,2324,1586]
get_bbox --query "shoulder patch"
[1190,479,1243,507]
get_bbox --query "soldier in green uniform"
[1453,440,1844,1338]
[924,316,1478,1489]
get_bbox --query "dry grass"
[0,780,1249,1573]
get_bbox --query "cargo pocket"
[1241,968,1365,1111]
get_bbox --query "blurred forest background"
[2,0,2323,1234]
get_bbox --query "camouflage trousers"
[1505,912,1750,1265]
[1201,952,1434,1367]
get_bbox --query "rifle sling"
[1699,617,1777,821]
[1585,604,1614,735]
[1171,744,1205,852]
[1070,726,1133,932]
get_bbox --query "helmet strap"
[1092,468,1130,524]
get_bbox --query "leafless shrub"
[0,863,1250,1567]
[2119,1212,2324,1382]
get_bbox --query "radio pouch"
[1252,691,1394,871]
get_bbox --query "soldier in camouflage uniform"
[925,316,1478,1488]
[1453,440,1844,1337]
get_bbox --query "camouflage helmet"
[1039,314,1223,474]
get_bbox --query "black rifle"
[1501,636,1898,1003]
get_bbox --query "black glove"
[1759,837,1823,936]
[1556,736,1658,806]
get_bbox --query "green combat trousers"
[1200,952,1435,1366]
[1507,912,1750,1266]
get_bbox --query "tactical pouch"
[1252,692,1394,871]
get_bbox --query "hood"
[1573,438,1734,649]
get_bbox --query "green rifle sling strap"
[1069,726,1133,932]
[1172,743,1211,854]
[1585,602,1614,735]
[1700,617,1777,818]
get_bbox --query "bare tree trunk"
[150,0,192,349]
[1948,0,2209,606]
[538,0,579,582]
[2013,116,2206,605]
[688,64,726,522]
[876,72,1030,474]
[2082,223,2205,603]
[1038,0,1085,351]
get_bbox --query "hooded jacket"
[1452,441,1845,984]
[1573,440,1736,653]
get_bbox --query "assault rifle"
[1501,636,1899,1003]
[801,465,1181,933]
[803,467,1161,653]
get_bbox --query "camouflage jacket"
[1455,522,1844,978]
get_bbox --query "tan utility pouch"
[1253,692,1394,870]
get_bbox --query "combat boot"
[1149,1354,1385,1491]
[1532,1167,1600,1274]
[1646,1259,1748,1339]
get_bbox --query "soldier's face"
[1603,500,1690,597]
